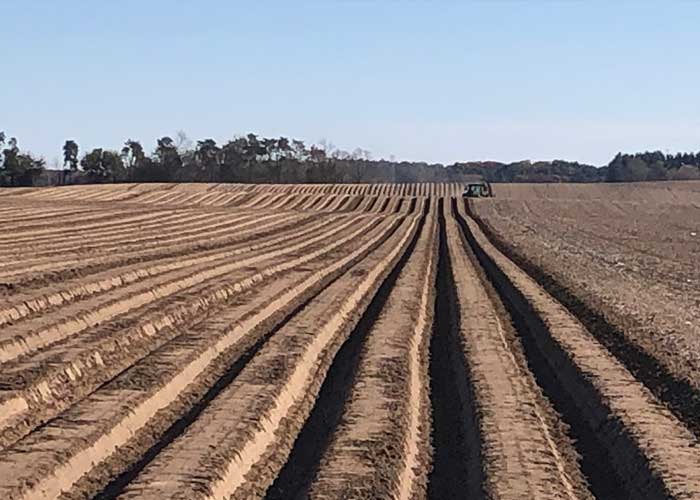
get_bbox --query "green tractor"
[462,181,493,198]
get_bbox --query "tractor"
[462,181,493,198]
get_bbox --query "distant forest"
[1,130,699,187]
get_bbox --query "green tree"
[606,153,626,182]
[154,136,182,180]
[1,136,21,185]
[81,148,106,181]
[0,135,46,186]
[647,160,668,181]
[238,134,266,182]
[81,148,124,182]
[62,140,79,184]
[121,140,146,181]
[102,150,125,182]
[14,153,45,186]
[624,157,650,181]
[195,139,221,182]
[1,137,19,180]
[219,136,250,182]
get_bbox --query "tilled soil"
[471,184,700,438]
[0,182,698,500]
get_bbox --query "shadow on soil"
[426,199,486,500]
[266,202,428,499]
[467,200,700,440]
[455,197,668,499]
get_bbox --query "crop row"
[1,187,698,499]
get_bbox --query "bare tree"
[318,138,336,157]
[351,148,371,161]
[174,130,193,153]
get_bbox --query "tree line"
[0,132,47,187]
[605,151,700,182]
[1,130,699,186]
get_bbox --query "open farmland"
[0,182,699,499]
[471,182,700,433]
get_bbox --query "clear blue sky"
[3,1,699,166]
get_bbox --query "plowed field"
[0,182,698,499]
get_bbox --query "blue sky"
[3,1,699,166]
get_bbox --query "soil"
[0,182,698,500]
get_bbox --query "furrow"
[454,198,700,498]
[118,214,420,500]
[0,214,342,326]
[0,212,304,287]
[0,209,252,267]
[469,202,700,439]
[0,214,376,363]
[426,199,485,499]
[445,201,591,499]
[0,205,131,232]
[0,210,176,244]
[0,207,102,229]
[297,199,436,500]
[0,217,389,449]
[0,209,220,254]
[0,211,405,500]
[0,210,259,262]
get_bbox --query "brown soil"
[459,197,700,498]
[473,183,700,389]
[0,182,698,500]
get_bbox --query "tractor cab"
[462,182,493,198]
